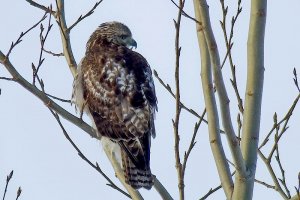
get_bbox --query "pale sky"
[1,1,300,200]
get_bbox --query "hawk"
[72,21,157,189]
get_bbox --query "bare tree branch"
[237,113,242,145]
[54,0,77,76]
[254,179,275,190]
[257,91,300,199]
[173,1,185,199]
[170,0,201,25]
[0,77,15,81]
[2,171,13,200]
[48,110,131,199]
[193,1,233,198]
[25,0,56,16]
[258,150,289,200]
[182,112,205,177]
[6,13,47,58]
[45,92,71,103]
[293,68,300,93]
[220,0,244,113]
[43,48,64,57]
[275,145,291,198]
[32,12,53,86]
[233,0,267,198]
[199,184,222,200]
[15,187,22,200]
[259,94,300,150]
[153,178,174,200]
[0,51,96,139]
[196,0,247,181]
[153,69,209,125]
[194,3,251,199]
[68,0,103,31]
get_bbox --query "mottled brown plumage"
[72,22,157,189]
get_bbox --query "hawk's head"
[87,21,137,50]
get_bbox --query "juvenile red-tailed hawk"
[72,22,157,189]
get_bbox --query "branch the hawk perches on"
[72,21,157,189]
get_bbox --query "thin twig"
[170,0,201,25]
[173,1,185,199]
[6,13,47,57]
[49,110,131,199]
[226,159,235,168]
[267,120,286,162]
[257,94,300,199]
[237,113,242,145]
[153,70,208,123]
[2,170,13,200]
[258,150,289,200]
[220,0,244,113]
[68,0,103,31]
[25,0,56,16]
[182,111,205,176]
[275,145,291,198]
[0,51,96,138]
[43,48,64,57]
[255,179,275,189]
[293,68,300,93]
[154,70,227,135]
[199,185,222,200]
[259,94,300,149]
[54,0,77,76]
[45,92,71,103]
[15,187,22,200]
[33,12,53,86]
[0,77,15,81]
[265,95,300,159]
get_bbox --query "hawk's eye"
[120,35,127,39]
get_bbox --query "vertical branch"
[172,0,185,199]
[193,0,233,198]
[55,0,77,76]
[195,0,246,180]
[233,0,267,199]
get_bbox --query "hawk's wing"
[81,47,157,171]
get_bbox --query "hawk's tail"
[121,150,154,190]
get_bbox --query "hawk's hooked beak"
[128,38,137,49]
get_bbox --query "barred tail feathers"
[121,150,154,190]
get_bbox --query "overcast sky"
[1,0,300,200]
